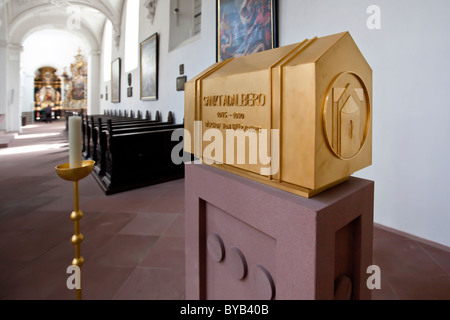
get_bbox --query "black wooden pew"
[88,112,164,162]
[82,113,148,154]
[93,112,174,176]
[83,113,147,147]
[92,123,186,195]
[82,114,135,155]
[103,110,150,120]
[82,112,161,159]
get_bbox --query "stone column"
[0,40,7,131]
[6,42,22,133]
[88,50,101,116]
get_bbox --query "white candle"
[69,116,83,168]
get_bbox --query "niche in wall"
[169,0,202,51]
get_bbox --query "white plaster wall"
[88,52,101,116]
[7,44,22,133]
[98,0,449,246]
[168,0,196,52]
[100,0,216,124]
[0,45,6,131]
[0,7,8,131]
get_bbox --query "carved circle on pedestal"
[207,233,225,262]
[228,247,248,280]
[251,265,275,300]
[334,275,353,300]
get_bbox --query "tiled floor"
[0,121,449,300]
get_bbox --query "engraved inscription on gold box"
[184,32,372,198]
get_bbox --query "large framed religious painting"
[217,0,278,62]
[111,58,121,103]
[140,33,159,100]
[72,77,86,101]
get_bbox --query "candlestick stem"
[72,180,83,300]
[55,160,95,301]
[74,181,79,211]
[71,180,84,300]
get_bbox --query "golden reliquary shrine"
[184,32,373,198]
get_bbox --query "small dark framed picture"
[128,73,132,87]
[177,76,187,92]
[216,0,278,62]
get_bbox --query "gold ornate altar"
[34,67,62,121]
[184,32,372,198]
[62,49,88,114]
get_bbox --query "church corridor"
[0,121,185,299]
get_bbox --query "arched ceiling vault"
[2,0,125,49]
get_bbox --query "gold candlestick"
[55,160,95,300]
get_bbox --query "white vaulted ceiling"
[2,0,125,50]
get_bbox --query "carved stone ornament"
[145,0,158,25]
[113,28,121,48]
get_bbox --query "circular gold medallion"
[323,72,370,160]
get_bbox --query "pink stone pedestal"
[185,163,374,300]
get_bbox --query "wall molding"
[0,40,22,51]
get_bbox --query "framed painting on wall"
[111,58,121,103]
[216,0,278,62]
[71,77,86,101]
[140,33,159,100]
